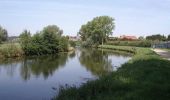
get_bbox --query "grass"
[162,48,170,52]
[0,43,24,58]
[55,45,170,100]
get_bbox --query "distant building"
[120,35,137,40]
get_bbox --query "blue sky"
[0,0,170,37]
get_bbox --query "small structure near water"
[152,41,170,48]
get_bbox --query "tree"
[42,25,63,36]
[146,34,166,41]
[138,36,144,40]
[0,26,8,43]
[79,16,115,47]
[167,35,170,41]
[42,25,64,53]
[19,30,32,55]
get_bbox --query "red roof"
[120,35,137,40]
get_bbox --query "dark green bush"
[19,25,69,56]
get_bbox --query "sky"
[0,0,170,37]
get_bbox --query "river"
[0,48,131,100]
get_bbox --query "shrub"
[0,43,24,58]
[19,25,69,56]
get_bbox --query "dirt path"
[152,49,170,60]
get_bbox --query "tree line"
[146,34,170,41]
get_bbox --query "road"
[153,49,170,60]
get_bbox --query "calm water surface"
[0,49,131,100]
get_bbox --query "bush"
[59,37,69,52]
[19,25,69,56]
[0,43,24,58]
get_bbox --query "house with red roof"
[120,35,137,40]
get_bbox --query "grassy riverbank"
[0,43,75,59]
[55,45,170,100]
[0,43,24,58]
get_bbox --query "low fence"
[152,42,170,48]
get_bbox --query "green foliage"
[106,40,152,47]
[146,34,167,41]
[79,16,115,47]
[19,25,68,56]
[58,37,69,52]
[0,43,24,58]
[138,36,144,40]
[0,26,8,43]
[167,34,170,41]
[19,30,32,55]
[69,40,77,47]
[55,45,170,100]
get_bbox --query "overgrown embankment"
[98,45,136,53]
[55,45,170,100]
[0,43,24,58]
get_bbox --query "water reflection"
[79,49,112,76]
[0,49,131,80]
[0,52,74,80]
[79,48,131,76]
[20,53,69,80]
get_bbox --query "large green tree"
[0,26,8,43]
[79,16,115,47]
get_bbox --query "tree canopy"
[79,16,115,47]
[0,26,8,43]
[146,34,166,41]
[167,34,170,41]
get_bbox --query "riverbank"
[55,45,170,100]
[0,43,75,59]
[0,43,24,58]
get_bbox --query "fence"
[152,42,170,48]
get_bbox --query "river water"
[0,48,131,100]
